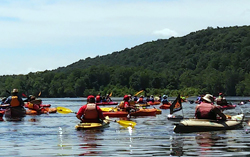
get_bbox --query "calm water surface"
[1,97,250,157]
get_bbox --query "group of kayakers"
[95,93,112,103]
[1,90,247,124]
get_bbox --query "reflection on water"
[1,98,250,156]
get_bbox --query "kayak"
[4,107,26,121]
[101,107,162,115]
[102,108,157,117]
[0,104,10,109]
[24,103,51,108]
[26,107,57,115]
[148,101,161,105]
[75,119,110,130]
[159,103,171,109]
[0,110,4,121]
[218,104,236,110]
[96,101,118,106]
[173,114,244,133]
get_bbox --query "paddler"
[76,95,105,123]
[117,95,136,118]
[215,93,229,106]
[195,94,226,120]
[4,89,25,108]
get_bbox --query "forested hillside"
[1,25,250,97]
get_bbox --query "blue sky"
[1,0,249,75]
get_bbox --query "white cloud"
[152,28,178,38]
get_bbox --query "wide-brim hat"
[12,89,18,93]
[202,94,214,103]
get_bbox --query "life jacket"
[10,96,20,107]
[84,104,99,120]
[118,101,125,108]
[161,98,169,105]
[149,98,154,102]
[216,97,227,106]
[118,101,130,109]
[26,102,40,111]
[195,102,217,120]
[137,97,144,104]
[96,95,101,102]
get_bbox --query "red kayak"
[96,101,118,106]
[148,101,161,105]
[0,110,5,121]
[102,108,157,117]
[159,103,172,109]
[219,104,236,110]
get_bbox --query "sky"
[0,0,249,75]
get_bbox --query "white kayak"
[174,114,244,133]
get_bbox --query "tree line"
[1,25,250,97]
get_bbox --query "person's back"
[5,89,24,108]
[195,94,226,120]
[76,95,105,123]
[216,93,228,106]
[161,95,169,104]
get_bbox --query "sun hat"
[163,95,167,98]
[202,94,214,103]
[12,89,18,93]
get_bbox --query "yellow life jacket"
[27,102,34,109]
[10,96,20,107]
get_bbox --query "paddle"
[56,106,76,114]
[134,90,143,96]
[56,106,137,127]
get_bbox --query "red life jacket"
[96,95,101,102]
[137,97,144,103]
[195,102,216,120]
[84,104,99,120]
[10,96,20,107]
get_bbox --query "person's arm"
[214,107,226,120]
[97,106,105,120]
[4,96,11,104]
[18,96,24,106]
[76,106,86,121]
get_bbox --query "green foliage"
[1,25,250,97]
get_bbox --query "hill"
[1,25,250,97]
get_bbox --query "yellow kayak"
[75,119,110,130]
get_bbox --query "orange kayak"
[102,108,157,117]
[26,107,57,115]
[148,101,161,105]
[159,103,171,109]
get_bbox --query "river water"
[1,97,250,157]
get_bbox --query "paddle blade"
[134,90,143,96]
[22,93,27,97]
[57,106,74,114]
[109,92,112,97]
[38,91,42,97]
[117,120,136,127]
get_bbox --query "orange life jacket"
[10,96,20,107]
[84,104,99,120]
